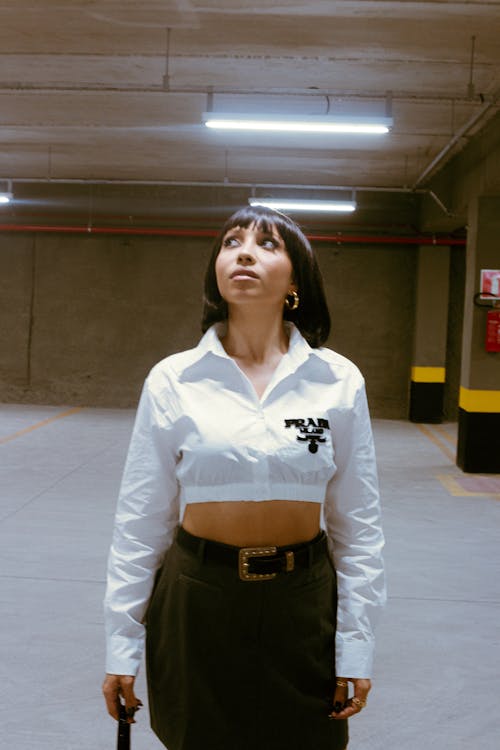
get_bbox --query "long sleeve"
[104,370,180,676]
[323,378,386,678]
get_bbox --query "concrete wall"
[317,243,416,419]
[0,231,416,418]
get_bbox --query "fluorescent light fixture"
[249,198,356,213]
[0,180,13,204]
[203,113,392,134]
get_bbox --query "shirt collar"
[182,320,325,375]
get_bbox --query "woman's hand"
[102,673,143,723]
[328,677,371,720]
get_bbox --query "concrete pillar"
[409,245,450,422]
[457,195,500,473]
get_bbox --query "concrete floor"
[1,404,499,750]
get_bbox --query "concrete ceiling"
[0,1,499,223]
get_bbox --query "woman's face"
[215,222,296,311]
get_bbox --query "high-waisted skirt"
[145,526,348,750]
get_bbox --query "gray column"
[409,245,450,422]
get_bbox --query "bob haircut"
[202,205,331,348]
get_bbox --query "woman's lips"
[230,269,259,280]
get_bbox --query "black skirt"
[145,527,348,750]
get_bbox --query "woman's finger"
[329,677,371,720]
[119,676,143,724]
[351,678,371,707]
[330,677,349,716]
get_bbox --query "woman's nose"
[237,246,256,263]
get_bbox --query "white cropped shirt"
[104,322,386,678]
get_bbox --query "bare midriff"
[182,499,321,547]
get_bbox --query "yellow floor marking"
[437,474,500,499]
[416,425,500,498]
[0,407,84,445]
[415,423,456,463]
[433,424,456,445]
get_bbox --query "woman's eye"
[222,236,239,247]
[261,238,278,250]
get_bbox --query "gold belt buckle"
[238,546,278,581]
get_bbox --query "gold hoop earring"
[285,291,299,310]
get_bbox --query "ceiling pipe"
[413,90,500,188]
[9,176,425,195]
[0,82,493,106]
[0,223,465,246]
[428,190,454,217]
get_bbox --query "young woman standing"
[103,205,386,750]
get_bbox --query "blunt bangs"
[202,205,331,348]
[216,205,309,253]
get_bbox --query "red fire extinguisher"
[486,308,500,352]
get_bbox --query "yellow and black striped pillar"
[456,196,500,473]
[410,367,446,423]
[409,246,450,423]
[457,388,500,473]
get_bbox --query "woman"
[102,205,386,750]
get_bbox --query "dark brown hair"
[201,205,331,347]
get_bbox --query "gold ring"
[351,697,366,709]
[335,680,348,687]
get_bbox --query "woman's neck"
[220,310,289,365]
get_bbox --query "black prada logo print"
[284,417,330,454]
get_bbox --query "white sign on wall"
[480,269,500,300]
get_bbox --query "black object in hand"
[117,703,131,750]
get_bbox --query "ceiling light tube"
[249,198,356,213]
[0,179,13,204]
[203,113,392,134]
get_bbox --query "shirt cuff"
[105,634,144,677]
[335,637,375,678]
